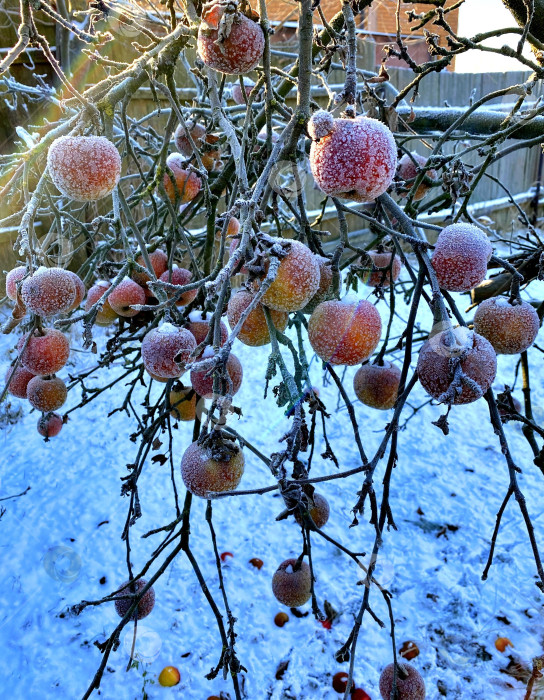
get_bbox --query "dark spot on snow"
[475,645,492,662]
[496,615,511,625]
[275,659,289,680]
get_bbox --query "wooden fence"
[122,60,543,216]
[1,31,543,275]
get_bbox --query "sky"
[456,0,534,72]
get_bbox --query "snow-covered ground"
[1,274,543,700]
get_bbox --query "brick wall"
[365,0,459,36]
[266,0,459,40]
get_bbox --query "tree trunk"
[502,0,544,45]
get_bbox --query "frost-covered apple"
[379,662,426,700]
[163,154,202,204]
[47,135,121,201]
[85,281,118,326]
[18,329,70,375]
[197,2,265,75]
[187,311,228,347]
[141,323,197,379]
[261,238,320,312]
[27,375,67,412]
[431,223,492,292]
[180,440,245,497]
[417,327,496,405]
[294,492,330,529]
[66,272,85,311]
[4,364,35,398]
[174,120,206,156]
[21,267,76,317]
[169,385,197,421]
[309,114,397,202]
[473,297,539,355]
[158,266,198,306]
[37,412,63,439]
[353,361,401,410]
[302,255,334,314]
[271,558,312,607]
[132,249,168,287]
[231,79,261,104]
[361,250,403,288]
[227,289,288,346]
[308,300,382,366]
[397,151,438,201]
[5,266,26,300]
[114,578,155,620]
[108,277,146,318]
[190,348,243,399]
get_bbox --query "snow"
[188,309,213,323]
[1,273,544,699]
